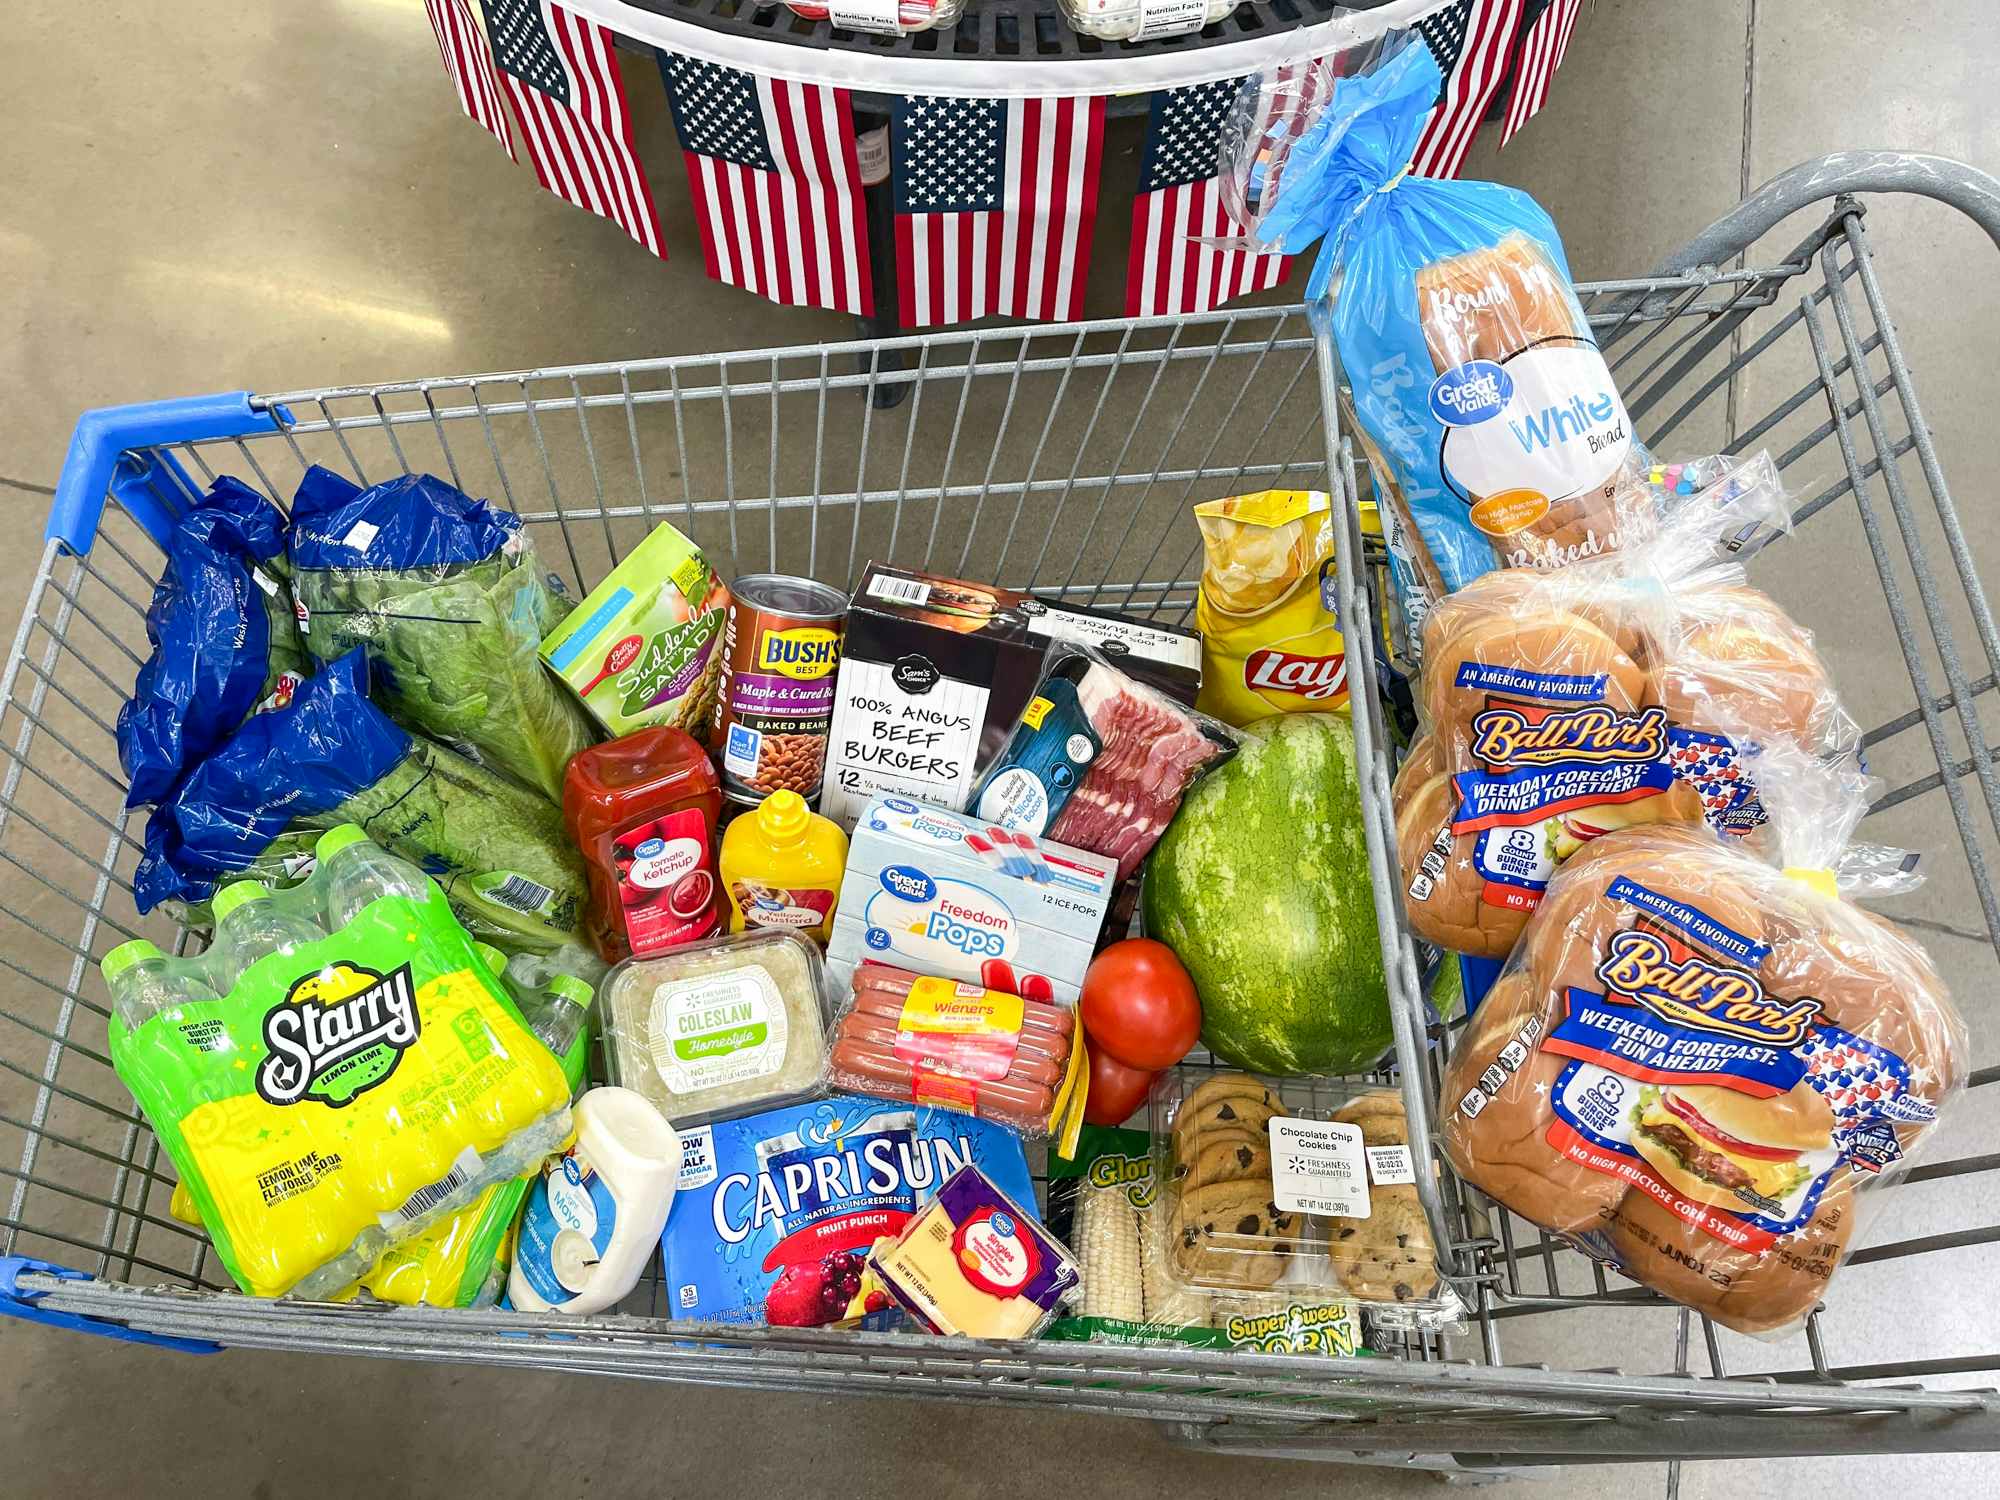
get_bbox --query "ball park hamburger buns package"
[1394,454,1853,961]
[1437,749,1967,1335]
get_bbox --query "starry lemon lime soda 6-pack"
[659,1094,1035,1326]
[825,795,1119,1006]
[817,563,1202,834]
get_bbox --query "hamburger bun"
[1396,773,1541,960]
[1627,1081,1835,1214]
[1392,734,1444,809]
[1426,610,1649,755]
[1438,970,1628,1234]
[1605,1177,1856,1335]
[1653,597,1837,750]
[1521,828,1767,1002]
[1423,569,1651,673]
[1760,901,1968,1138]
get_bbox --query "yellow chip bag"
[1193,489,1350,724]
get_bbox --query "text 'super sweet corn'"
[109,874,573,1300]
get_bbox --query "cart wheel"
[852,334,910,410]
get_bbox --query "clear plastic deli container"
[601,929,831,1129]
[1058,0,1234,42]
[778,0,964,35]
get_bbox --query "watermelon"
[1142,713,1393,1076]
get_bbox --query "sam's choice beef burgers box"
[817,563,1202,832]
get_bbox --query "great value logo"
[1595,929,1821,1046]
[255,961,420,1107]
[1470,704,1667,770]
[865,876,1015,965]
[1428,360,1514,427]
[1243,647,1347,701]
[879,865,937,903]
[756,626,841,680]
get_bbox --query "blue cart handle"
[48,393,291,555]
[0,1256,221,1354]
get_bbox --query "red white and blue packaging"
[659,1093,1036,1327]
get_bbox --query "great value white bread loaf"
[1438,819,1965,1334]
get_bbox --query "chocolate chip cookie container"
[1149,1068,1462,1331]
[713,575,848,800]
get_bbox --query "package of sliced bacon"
[1436,751,1967,1335]
[967,640,1241,882]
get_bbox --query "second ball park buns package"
[1437,751,1967,1335]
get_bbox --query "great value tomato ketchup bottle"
[564,727,723,963]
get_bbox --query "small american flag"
[659,55,872,316]
[1501,0,1583,146]
[892,95,1106,328]
[1126,77,1290,318]
[425,0,515,160]
[1409,0,1526,179]
[481,0,665,257]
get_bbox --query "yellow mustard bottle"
[720,790,848,946]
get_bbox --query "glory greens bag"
[118,476,309,808]
[134,649,586,951]
[288,466,596,799]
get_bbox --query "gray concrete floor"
[6,1,2000,1495]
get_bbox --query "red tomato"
[1079,938,1202,1070]
[1083,1042,1159,1127]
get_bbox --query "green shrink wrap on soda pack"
[106,828,574,1300]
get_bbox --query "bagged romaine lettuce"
[118,477,308,808]
[288,466,596,799]
[135,648,586,950]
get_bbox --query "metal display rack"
[5,151,2000,1482]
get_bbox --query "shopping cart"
[5,150,2000,1481]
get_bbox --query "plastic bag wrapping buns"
[1393,453,1853,959]
[1438,755,1966,1335]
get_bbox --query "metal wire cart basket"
[5,150,2000,1476]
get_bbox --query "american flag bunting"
[1126,76,1293,318]
[425,0,516,159]
[892,94,1106,328]
[481,0,666,257]
[1501,0,1583,146]
[659,55,872,316]
[1409,0,1525,180]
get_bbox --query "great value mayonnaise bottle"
[508,1087,681,1315]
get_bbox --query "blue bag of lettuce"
[135,647,585,950]
[288,466,595,800]
[117,477,307,808]
[1247,40,1648,597]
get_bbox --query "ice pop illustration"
[965,831,1034,881]
[1002,827,1052,884]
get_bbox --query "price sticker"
[1269,1117,1369,1218]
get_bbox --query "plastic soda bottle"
[316,823,432,928]
[101,940,216,1031]
[530,974,592,1061]
[209,881,327,990]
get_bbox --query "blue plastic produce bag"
[117,477,307,809]
[1250,41,1643,598]
[135,648,586,951]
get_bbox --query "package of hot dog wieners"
[1395,452,1860,963]
[1436,744,1966,1336]
[826,962,1089,1150]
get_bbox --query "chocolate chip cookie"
[1326,1187,1439,1303]
[1170,1179,1302,1290]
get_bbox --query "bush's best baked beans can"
[713,575,847,799]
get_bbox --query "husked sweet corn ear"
[1076,1181,1145,1322]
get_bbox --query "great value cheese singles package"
[659,1093,1035,1326]
[818,563,1202,832]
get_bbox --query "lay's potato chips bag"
[1193,490,1350,724]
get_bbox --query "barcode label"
[385,1146,480,1226]
[487,874,554,915]
[867,574,932,607]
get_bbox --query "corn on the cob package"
[1041,1125,1367,1356]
